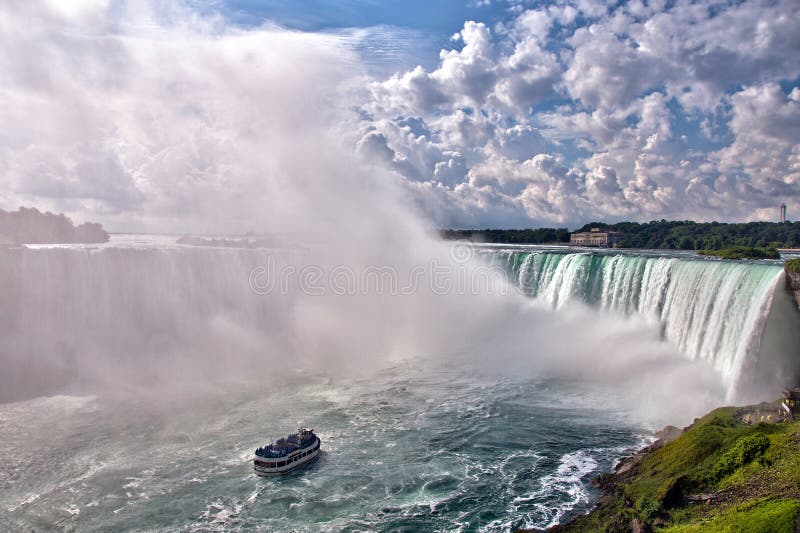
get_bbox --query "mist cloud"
[0,0,379,234]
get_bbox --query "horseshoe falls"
[487,249,800,402]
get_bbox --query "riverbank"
[523,402,800,532]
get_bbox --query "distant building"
[570,227,624,247]
[781,203,787,223]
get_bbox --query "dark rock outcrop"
[786,270,800,291]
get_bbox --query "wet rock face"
[654,425,683,445]
[786,270,800,291]
[631,517,652,533]
[786,269,800,308]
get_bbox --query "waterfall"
[1,241,795,404]
[486,250,789,397]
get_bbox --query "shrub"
[710,434,770,481]
[635,495,661,520]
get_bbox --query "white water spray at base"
[489,250,789,399]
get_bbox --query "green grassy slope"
[540,405,800,532]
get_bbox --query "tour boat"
[253,427,321,476]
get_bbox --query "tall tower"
[781,203,787,223]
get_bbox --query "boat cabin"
[253,427,321,476]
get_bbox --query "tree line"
[441,220,800,250]
[0,207,109,244]
[440,227,570,244]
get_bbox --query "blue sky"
[217,0,505,34]
[210,0,513,74]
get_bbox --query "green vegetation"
[697,246,780,260]
[543,406,800,532]
[440,227,569,244]
[786,258,800,274]
[661,498,800,533]
[442,220,800,250]
[709,433,771,481]
[578,220,800,250]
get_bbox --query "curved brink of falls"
[487,250,800,402]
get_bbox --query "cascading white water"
[487,250,786,397]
